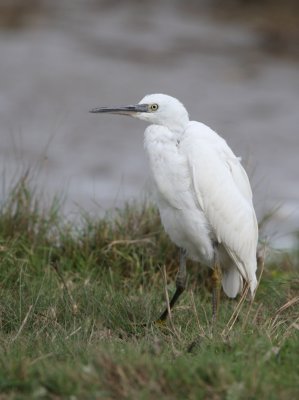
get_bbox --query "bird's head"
[90,93,189,133]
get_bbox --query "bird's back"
[180,121,258,296]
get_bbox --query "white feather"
[140,95,258,298]
[180,121,258,295]
[221,265,243,298]
[93,93,259,299]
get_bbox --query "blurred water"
[0,2,298,248]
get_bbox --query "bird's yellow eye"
[149,103,159,112]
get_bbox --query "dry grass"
[0,175,298,399]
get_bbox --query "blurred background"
[0,0,298,248]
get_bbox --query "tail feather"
[222,265,258,299]
[221,266,243,298]
[249,274,258,299]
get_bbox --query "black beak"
[89,104,148,114]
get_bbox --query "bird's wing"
[181,122,258,282]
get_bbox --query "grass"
[0,175,298,399]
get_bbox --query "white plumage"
[91,93,258,301]
[139,94,258,298]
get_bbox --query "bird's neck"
[151,120,188,143]
[144,124,185,147]
[164,118,189,138]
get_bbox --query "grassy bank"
[0,176,298,399]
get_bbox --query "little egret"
[90,94,258,321]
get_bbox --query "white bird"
[90,94,258,321]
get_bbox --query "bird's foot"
[132,317,167,329]
[154,318,167,328]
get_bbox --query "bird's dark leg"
[157,248,187,322]
[211,246,222,322]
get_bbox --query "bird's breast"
[144,125,191,210]
[144,125,214,263]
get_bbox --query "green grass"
[0,175,298,399]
